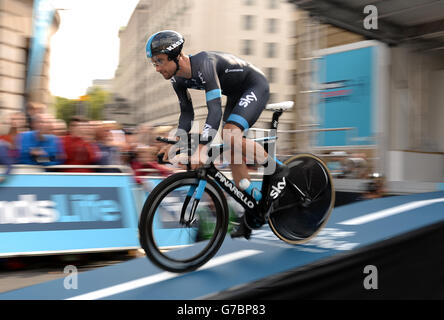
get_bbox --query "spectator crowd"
[0,102,175,185]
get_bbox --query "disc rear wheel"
[268,154,335,244]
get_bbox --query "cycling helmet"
[146,30,184,60]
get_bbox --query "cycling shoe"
[230,216,252,240]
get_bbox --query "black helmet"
[145,30,184,60]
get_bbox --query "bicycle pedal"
[230,220,252,240]
[244,212,265,230]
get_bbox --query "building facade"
[89,79,113,93]
[0,0,59,116]
[113,0,368,152]
[113,0,300,150]
[112,2,150,127]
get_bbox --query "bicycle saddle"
[265,101,294,111]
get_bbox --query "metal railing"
[248,126,355,133]
[8,165,134,175]
[134,167,264,180]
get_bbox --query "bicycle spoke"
[311,184,328,203]
[286,177,308,198]
[307,162,313,192]
[308,164,329,202]
[303,167,310,192]
[288,159,312,197]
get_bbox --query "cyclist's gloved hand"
[156,141,187,168]
[170,153,189,169]
[157,153,166,164]
[158,144,172,163]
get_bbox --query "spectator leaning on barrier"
[62,116,100,172]
[131,145,174,191]
[53,119,68,137]
[362,174,386,200]
[25,101,46,130]
[0,112,27,162]
[80,120,97,143]
[94,121,122,172]
[16,113,65,166]
[108,122,126,149]
[131,146,173,180]
[0,140,13,183]
[120,128,138,166]
[135,123,155,147]
[45,114,66,163]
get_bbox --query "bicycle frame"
[189,109,284,219]
[141,103,336,272]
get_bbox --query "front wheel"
[268,154,335,244]
[138,171,229,273]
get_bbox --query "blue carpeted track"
[1,191,443,300]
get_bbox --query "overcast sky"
[48,0,139,99]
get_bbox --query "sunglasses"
[151,57,167,67]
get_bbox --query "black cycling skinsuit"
[171,51,270,144]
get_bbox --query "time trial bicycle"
[138,101,335,273]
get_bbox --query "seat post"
[271,109,283,130]
[266,109,283,157]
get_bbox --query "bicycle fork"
[181,179,207,226]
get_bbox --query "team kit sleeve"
[173,79,194,136]
[200,57,223,145]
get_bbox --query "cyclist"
[145,30,288,239]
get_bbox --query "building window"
[286,94,296,102]
[241,40,254,55]
[289,21,298,38]
[268,0,279,9]
[242,15,255,30]
[288,44,297,60]
[269,93,277,103]
[266,19,279,33]
[289,70,297,86]
[265,43,278,58]
[265,67,277,83]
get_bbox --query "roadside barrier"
[0,165,139,257]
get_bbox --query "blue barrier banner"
[0,174,139,256]
[315,44,375,147]
[25,0,55,94]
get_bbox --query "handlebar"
[155,136,175,164]
[155,134,202,169]
[156,136,176,165]
[156,136,177,145]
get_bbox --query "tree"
[54,96,76,124]
[86,86,111,120]
[52,86,111,123]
